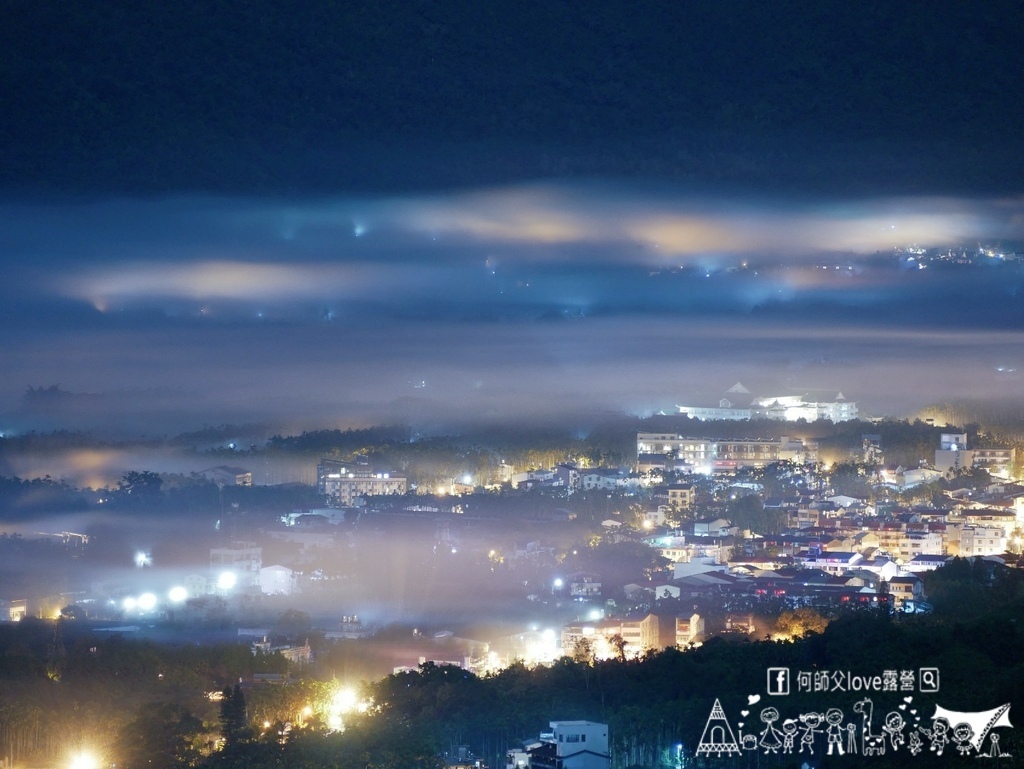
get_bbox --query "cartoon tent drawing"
[696,699,742,757]
[931,703,1011,752]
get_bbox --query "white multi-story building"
[895,531,945,562]
[675,613,705,646]
[210,541,262,591]
[549,721,609,761]
[259,564,297,595]
[954,525,1007,557]
[636,433,815,472]
[317,459,406,506]
[676,383,857,423]
[510,722,610,769]
[935,433,1017,480]
[636,434,714,470]
[676,399,753,420]
[560,616,670,660]
[667,483,696,510]
[751,393,857,422]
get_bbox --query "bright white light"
[588,609,603,620]
[168,586,188,603]
[70,752,98,769]
[137,593,158,611]
[552,578,564,589]
[135,551,151,567]
[217,572,237,590]
[462,474,472,485]
[333,687,358,714]
[122,597,137,611]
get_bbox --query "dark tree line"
[6,569,1024,769]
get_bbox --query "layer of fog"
[3,316,1024,442]
[1,182,1022,440]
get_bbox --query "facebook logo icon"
[767,667,790,695]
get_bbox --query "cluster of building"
[512,427,1024,649]
[492,431,818,503]
[626,488,1024,617]
[4,540,304,623]
[638,429,1015,486]
[509,464,642,494]
[895,244,1024,266]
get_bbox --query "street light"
[168,586,188,603]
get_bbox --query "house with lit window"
[509,721,610,769]
[667,483,696,510]
[675,612,705,646]
[886,574,925,610]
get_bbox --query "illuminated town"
[2,2,1024,767]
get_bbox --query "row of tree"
[4,560,1024,768]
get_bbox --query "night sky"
[2,1,1024,436]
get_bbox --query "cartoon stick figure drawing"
[799,712,823,754]
[781,720,798,754]
[920,717,950,755]
[846,722,858,754]
[988,732,1005,758]
[758,707,783,754]
[882,711,905,751]
[907,730,923,756]
[952,722,974,756]
[825,708,845,755]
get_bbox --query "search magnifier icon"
[920,667,939,692]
